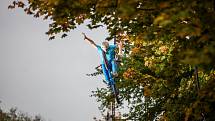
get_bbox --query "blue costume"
[96,45,117,85]
[97,44,120,104]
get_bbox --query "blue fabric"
[101,61,117,85]
[96,45,117,64]
[97,44,117,85]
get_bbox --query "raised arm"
[116,41,123,56]
[82,33,97,49]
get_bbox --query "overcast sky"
[0,0,110,120]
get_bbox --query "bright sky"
[0,0,110,120]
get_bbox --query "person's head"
[101,41,109,51]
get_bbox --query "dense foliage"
[9,0,215,120]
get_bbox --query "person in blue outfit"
[82,33,122,86]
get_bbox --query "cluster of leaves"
[0,106,44,121]
[9,0,215,120]
[86,65,103,76]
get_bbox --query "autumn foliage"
[9,0,215,120]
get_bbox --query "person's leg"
[103,62,118,96]
[107,61,116,85]
[111,60,118,76]
[101,64,110,84]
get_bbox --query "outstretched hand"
[82,32,87,39]
[82,32,97,48]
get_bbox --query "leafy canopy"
[9,0,215,120]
